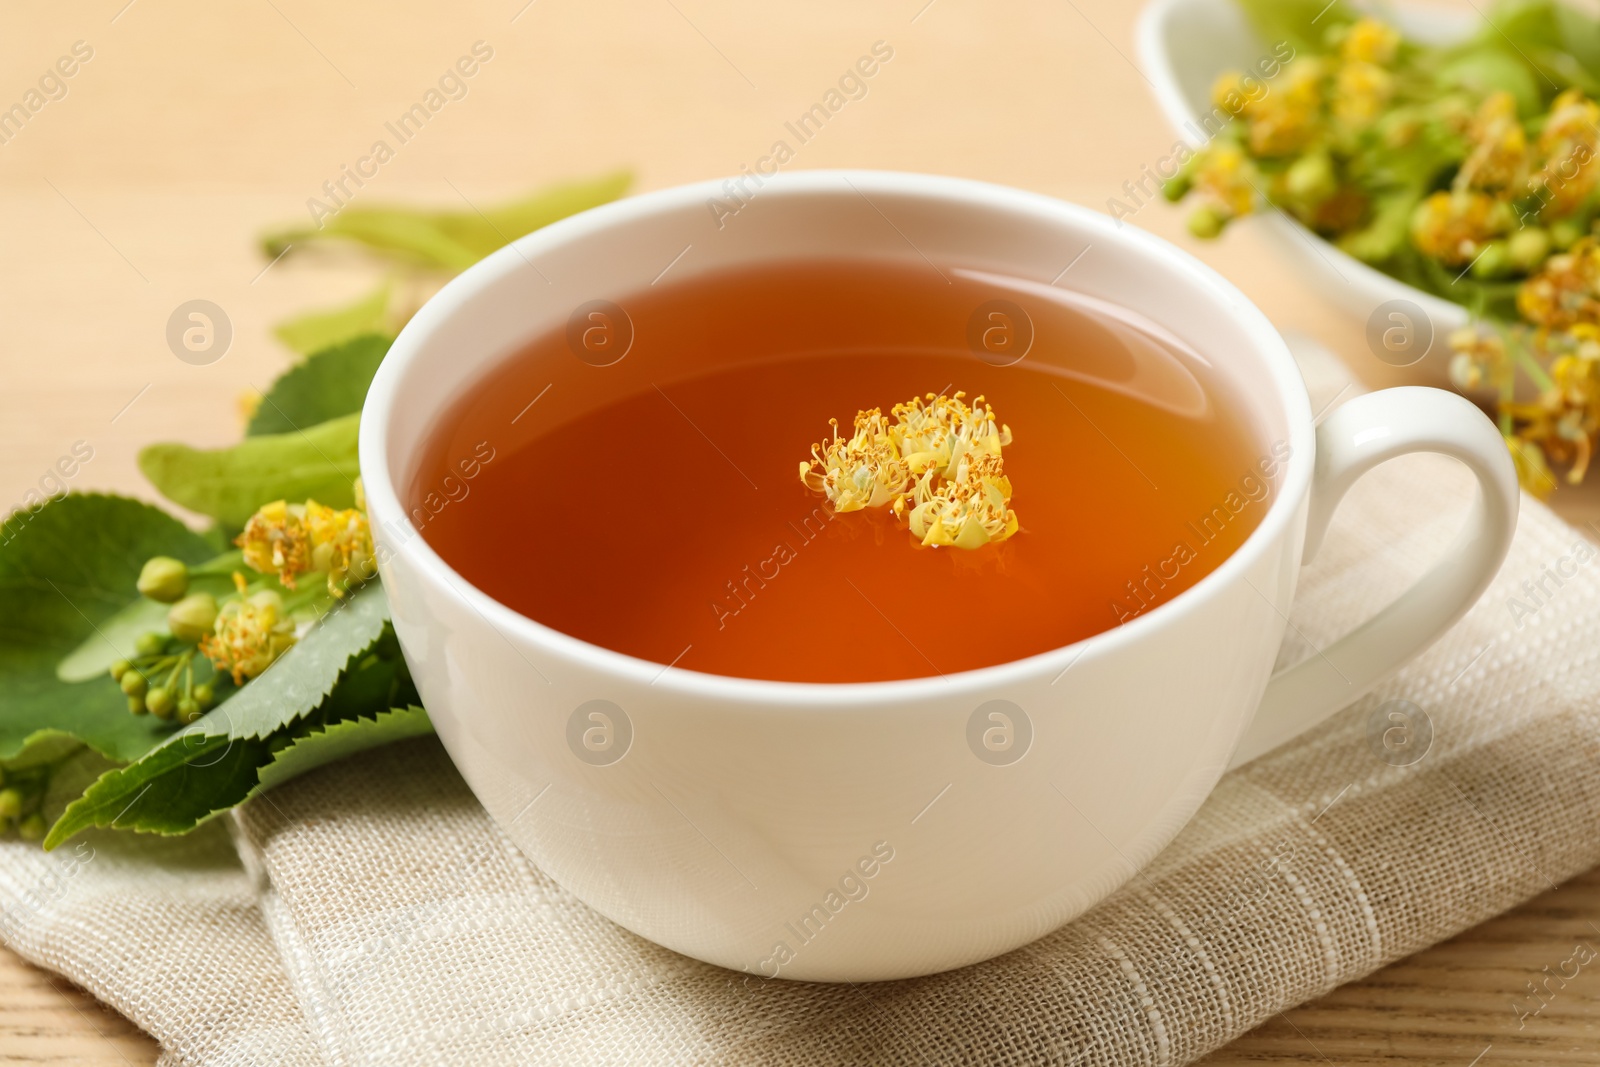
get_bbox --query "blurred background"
[6,0,1600,1063]
[0,0,1431,515]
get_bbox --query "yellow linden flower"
[1455,92,1528,196]
[200,573,298,684]
[1340,17,1401,66]
[1551,352,1598,406]
[304,500,377,597]
[1507,436,1558,498]
[801,393,1020,549]
[799,408,910,513]
[1518,238,1600,330]
[1194,144,1257,219]
[1245,58,1324,157]
[1571,322,1600,358]
[1333,62,1393,129]
[1532,89,1600,216]
[889,392,1012,478]
[237,501,313,589]
[1210,71,1255,118]
[1446,325,1509,392]
[895,451,1019,549]
[1500,338,1600,486]
[1410,191,1513,267]
[237,488,378,597]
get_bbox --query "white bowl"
[1137,0,1476,380]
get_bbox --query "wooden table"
[3,0,1598,1061]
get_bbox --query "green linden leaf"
[273,281,393,356]
[4,732,85,771]
[1437,49,1544,117]
[184,582,391,742]
[255,705,431,791]
[1553,2,1600,82]
[259,170,632,271]
[439,171,634,258]
[42,732,275,845]
[44,638,420,848]
[0,494,216,762]
[247,335,392,438]
[1236,0,1352,54]
[139,412,360,526]
[42,705,431,847]
[8,736,119,831]
[1471,1,1600,96]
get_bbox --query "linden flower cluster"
[1171,14,1599,281]
[799,392,1019,549]
[109,485,379,719]
[1176,17,1407,239]
[1450,239,1600,495]
[1167,7,1600,493]
[1411,88,1598,271]
[201,572,300,686]
[236,492,377,597]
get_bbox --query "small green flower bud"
[1487,200,1518,234]
[137,556,190,603]
[135,631,166,657]
[109,658,132,682]
[1471,240,1512,280]
[1162,174,1192,202]
[193,682,216,709]
[1508,228,1552,273]
[1285,152,1337,207]
[1552,218,1584,250]
[146,686,175,719]
[167,593,219,645]
[120,670,147,698]
[1187,204,1228,239]
[17,813,45,841]
[177,697,202,724]
[127,694,147,715]
[0,789,21,819]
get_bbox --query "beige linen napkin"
[4,340,1600,1066]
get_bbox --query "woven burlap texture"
[2,348,1598,1066]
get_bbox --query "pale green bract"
[139,412,361,527]
[273,282,393,356]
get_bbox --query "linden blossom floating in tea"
[798,391,1019,550]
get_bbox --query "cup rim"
[359,169,1314,707]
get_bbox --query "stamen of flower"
[801,392,1019,549]
[237,501,312,589]
[200,572,298,685]
[237,489,377,597]
[304,501,377,597]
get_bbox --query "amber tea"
[411,258,1280,683]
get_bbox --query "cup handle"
[1227,386,1520,770]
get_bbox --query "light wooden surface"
[4,0,1600,1062]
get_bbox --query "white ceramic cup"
[359,170,1518,982]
